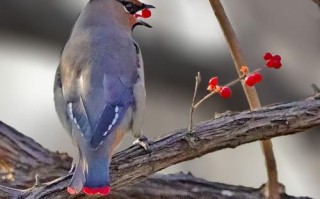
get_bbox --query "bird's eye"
[118,0,142,14]
[125,3,135,13]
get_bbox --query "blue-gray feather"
[71,97,92,140]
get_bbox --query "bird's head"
[117,0,155,31]
[118,0,155,14]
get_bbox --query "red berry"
[209,77,218,87]
[266,59,275,68]
[219,86,232,98]
[273,61,282,69]
[273,55,281,62]
[264,52,273,60]
[245,73,263,87]
[264,53,282,69]
[245,75,256,86]
[252,73,263,83]
[141,9,152,18]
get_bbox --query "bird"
[53,0,154,195]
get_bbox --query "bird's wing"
[89,73,136,149]
[54,65,73,135]
[66,71,137,149]
[67,97,93,141]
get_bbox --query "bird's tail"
[67,153,85,195]
[67,151,111,195]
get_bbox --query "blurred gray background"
[0,0,319,198]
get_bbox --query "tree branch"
[0,121,71,189]
[1,173,312,199]
[1,94,319,198]
[312,0,320,7]
[110,173,311,199]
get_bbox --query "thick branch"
[0,122,72,189]
[0,95,319,198]
[110,173,311,199]
[1,173,311,199]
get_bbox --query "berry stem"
[208,0,280,198]
[193,69,260,109]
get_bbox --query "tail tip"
[67,187,77,195]
[83,186,111,195]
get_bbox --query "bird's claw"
[133,135,151,153]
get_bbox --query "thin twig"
[208,0,280,198]
[189,72,201,132]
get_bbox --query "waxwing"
[53,0,154,195]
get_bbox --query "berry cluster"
[245,72,263,87]
[134,9,152,18]
[207,77,232,98]
[206,52,283,99]
[264,52,282,69]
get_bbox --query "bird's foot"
[133,135,151,153]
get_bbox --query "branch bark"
[0,173,312,199]
[1,94,319,198]
[0,121,71,189]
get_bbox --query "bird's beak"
[142,3,155,9]
[137,20,152,28]
[132,20,152,31]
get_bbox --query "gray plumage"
[54,0,150,194]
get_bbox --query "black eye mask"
[118,0,155,15]
[118,1,143,14]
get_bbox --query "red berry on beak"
[141,9,152,18]
[219,86,232,98]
